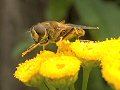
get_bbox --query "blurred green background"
[0,0,120,90]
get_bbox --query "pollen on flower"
[70,40,103,61]
[39,55,81,79]
[14,50,56,83]
[101,38,120,90]
[39,50,56,58]
[100,38,120,56]
[101,52,120,90]
[14,57,42,83]
[57,38,120,62]
[57,40,75,56]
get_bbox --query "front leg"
[22,43,40,57]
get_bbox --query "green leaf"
[12,33,34,59]
[12,41,33,59]
[75,0,120,40]
[46,0,74,20]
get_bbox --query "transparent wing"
[66,24,99,30]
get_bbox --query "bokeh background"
[0,0,120,90]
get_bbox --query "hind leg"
[74,27,85,40]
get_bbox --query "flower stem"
[82,62,93,90]
[44,80,56,90]
[38,81,49,90]
[69,84,75,90]
[57,87,69,90]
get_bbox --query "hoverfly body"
[22,21,99,57]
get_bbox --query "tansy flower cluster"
[14,37,120,90]
[14,51,81,89]
[57,38,120,90]
[57,40,103,61]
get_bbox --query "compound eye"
[31,28,39,43]
[34,23,46,36]
[30,23,46,43]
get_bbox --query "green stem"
[82,63,93,90]
[69,84,75,90]
[44,79,56,90]
[57,87,69,90]
[37,81,49,90]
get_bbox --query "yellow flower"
[14,50,81,89]
[57,40,103,61]
[57,38,120,62]
[100,38,120,57]
[40,55,81,79]
[14,50,56,86]
[101,38,120,90]
[14,58,41,83]
[57,40,75,56]
[70,40,103,61]
[39,50,56,58]
[39,55,81,89]
[101,52,120,90]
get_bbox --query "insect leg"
[43,45,45,50]
[75,29,80,40]
[22,43,40,57]
[74,27,85,40]
[59,37,63,41]
[27,43,36,49]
